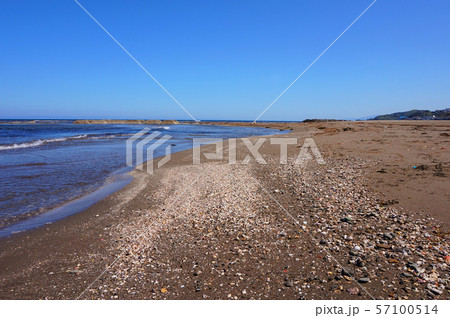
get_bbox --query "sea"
[0,120,282,237]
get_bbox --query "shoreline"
[0,172,134,238]
[0,120,448,299]
[0,123,281,236]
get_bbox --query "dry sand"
[0,120,448,299]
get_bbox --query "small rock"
[407,263,421,273]
[428,287,442,295]
[342,268,355,277]
[356,258,364,267]
[358,277,370,283]
[401,272,413,278]
[383,233,394,240]
[347,287,359,295]
[349,250,359,256]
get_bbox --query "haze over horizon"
[1,0,449,121]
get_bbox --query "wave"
[0,128,173,151]
[0,134,91,150]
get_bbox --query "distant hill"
[371,108,450,120]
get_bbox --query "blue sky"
[0,0,449,121]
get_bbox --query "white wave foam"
[0,134,89,151]
[0,140,45,150]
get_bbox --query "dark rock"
[341,217,352,223]
[407,263,420,273]
[285,281,294,287]
[342,268,355,277]
[428,287,442,295]
[349,250,359,256]
[358,277,370,283]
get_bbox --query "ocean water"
[0,120,281,236]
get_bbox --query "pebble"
[428,287,442,296]
[401,272,413,278]
[285,281,294,287]
[82,157,449,300]
[341,216,352,223]
[342,268,355,277]
[358,277,370,284]
[383,233,394,240]
[408,263,421,273]
[347,287,359,295]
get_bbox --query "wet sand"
[0,120,448,299]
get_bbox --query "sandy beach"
[0,120,448,300]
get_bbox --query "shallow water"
[0,121,281,235]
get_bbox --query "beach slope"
[0,121,448,299]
